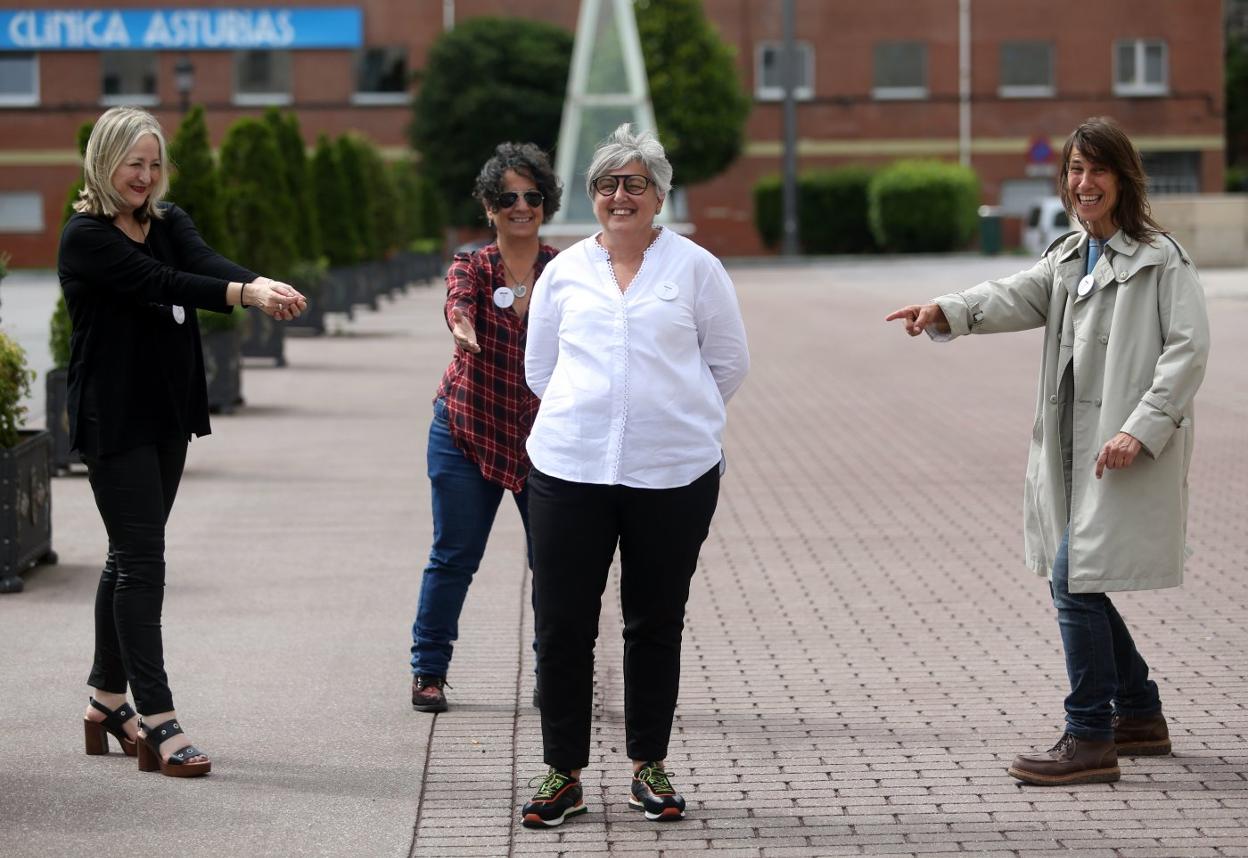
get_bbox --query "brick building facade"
[0,0,1226,266]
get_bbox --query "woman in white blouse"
[518,124,749,829]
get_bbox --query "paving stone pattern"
[0,259,1243,858]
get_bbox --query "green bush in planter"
[0,330,34,448]
[312,134,363,267]
[49,295,71,370]
[868,160,980,253]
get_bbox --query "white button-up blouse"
[524,228,750,489]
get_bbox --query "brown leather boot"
[1007,733,1120,785]
[1113,712,1171,756]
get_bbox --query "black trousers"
[84,438,188,715]
[529,465,719,771]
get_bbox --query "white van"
[1022,197,1074,256]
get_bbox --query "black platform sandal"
[83,698,138,757]
[137,718,211,778]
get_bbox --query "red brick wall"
[0,0,1226,265]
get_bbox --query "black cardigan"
[57,204,257,457]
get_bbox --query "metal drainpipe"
[959,0,971,168]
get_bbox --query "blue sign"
[0,8,363,51]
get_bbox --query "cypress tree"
[334,135,376,261]
[168,106,232,257]
[263,109,322,262]
[218,118,297,279]
[60,120,94,228]
[312,134,361,266]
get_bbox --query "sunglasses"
[593,174,651,196]
[495,190,544,209]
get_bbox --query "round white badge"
[172,305,186,325]
[1077,274,1095,297]
[656,281,678,301]
[493,287,515,309]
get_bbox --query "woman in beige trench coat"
[887,117,1210,787]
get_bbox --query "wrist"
[239,282,249,307]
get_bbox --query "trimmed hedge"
[868,160,979,253]
[753,167,878,254]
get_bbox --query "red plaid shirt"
[436,243,558,493]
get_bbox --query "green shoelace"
[532,769,573,799]
[636,764,675,795]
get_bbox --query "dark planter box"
[241,308,286,366]
[44,367,82,473]
[320,268,355,320]
[0,430,57,594]
[352,264,379,312]
[202,327,242,415]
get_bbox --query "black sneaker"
[411,676,448,713]
[520,769,588,828]
[629,763,685,821]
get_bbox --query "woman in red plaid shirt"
[410,143,561,712]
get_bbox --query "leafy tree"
[263,109,322,261]
[311,134,362,267]
[410,18,572,225]
[168,106,232,257]
[636,0,750,186]
[218,118,297,279]
[353,136,402,257]
[61,121,95,228]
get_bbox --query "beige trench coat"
[934,230,1210,593]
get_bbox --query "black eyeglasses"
[495,190,544,209]
[593,174,651,196]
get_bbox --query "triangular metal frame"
[548,0,685,235]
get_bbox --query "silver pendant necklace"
[500,257,533,299]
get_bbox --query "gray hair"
[75,106,170,221]
[584,123,672,200]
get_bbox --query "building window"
[233,50,292,106]
[352,46,409,105]
[101,52,158,106]
[1114,39,1167,96]
[873,42,927,100]
[755,42,814,101]
[0,53,39,107]
[1143,151,1200,194]
[999,41,1054,98]
[0,192,44,232]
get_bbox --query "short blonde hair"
[74,106,170,220]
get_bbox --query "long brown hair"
[1058,117,1164,243]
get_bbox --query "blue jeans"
[410,398,531,678]
[1050,530,1161,741]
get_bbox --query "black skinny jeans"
[84,438,188,715]
[529,465,720,772]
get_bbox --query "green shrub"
[312,134,362,267]
[219,118,297,279]
[753,168,878,254]
[169,106,232,257]
[61,121,95,228]
[0,330,34,448]
[49,295,71,370]
[800,167,877,254]
[264,109,321,262]
[753,175,782,249]
[869,160,979,253]
[1227,165,1248,192]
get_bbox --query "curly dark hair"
[1058,116,1164,243]
[473,142,562,224]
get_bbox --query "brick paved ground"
[1,257,1244,857]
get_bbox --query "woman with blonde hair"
[59,106,306,777]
